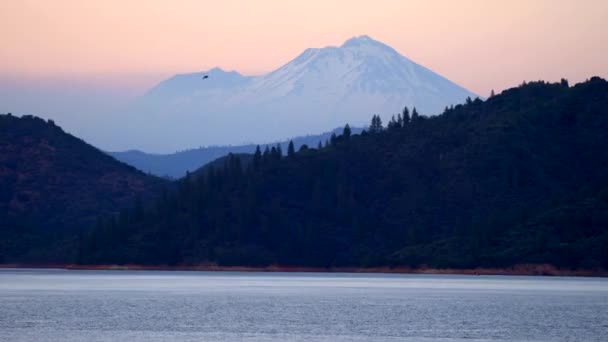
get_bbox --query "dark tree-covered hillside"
[0,114,167,262]
[81,78,608,269]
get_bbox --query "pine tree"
[253,145,262,169]
[343,124,351,139]
[402,107,410,125]
[276,144,283,158]
[262,146,271,163]
[287,140,295,157]
[369,115,383,133]
[388,115,397,130]
[411,107,420,123]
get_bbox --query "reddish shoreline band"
[1,264,606,277]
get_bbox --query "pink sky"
[1,0,607,95]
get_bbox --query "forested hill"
[0,114,166,261]
[83,77,608,270]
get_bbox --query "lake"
[0,269,607,341]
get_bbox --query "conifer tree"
[411,107,420,123]
[343,124,351,139]
[402,107,410,125]
[253,145,262,169]
[369,115,383,133]
[263,146,271,162]
[276,144,283,158]
[388,115,397,130]
[287,140,295,157]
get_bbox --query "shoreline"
[1,263,606,277]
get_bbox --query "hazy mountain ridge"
[123,35,477,152]
[110,127,362,178]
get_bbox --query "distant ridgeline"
[2,77,608,270]
[110,127,363,179]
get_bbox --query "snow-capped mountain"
[124,35,477,152]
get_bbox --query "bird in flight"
[202,75,209,80]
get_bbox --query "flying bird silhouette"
[202,75,209,80]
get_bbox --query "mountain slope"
[84,77,608,269]
[0,114,167,261]
[110,127,362,178]
[122,35,477,152]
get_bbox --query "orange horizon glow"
[1,0,607,96]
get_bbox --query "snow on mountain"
[123,35,477,152]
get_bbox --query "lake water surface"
[0,269,607,341]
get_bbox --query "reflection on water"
[1,269,607,341]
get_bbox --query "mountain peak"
[208,66,226,73]
[341,35,387,48]
[134,35,478,151]
[205,67,244,77]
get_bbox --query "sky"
[2,0,607,95]
[1,0,607,151]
